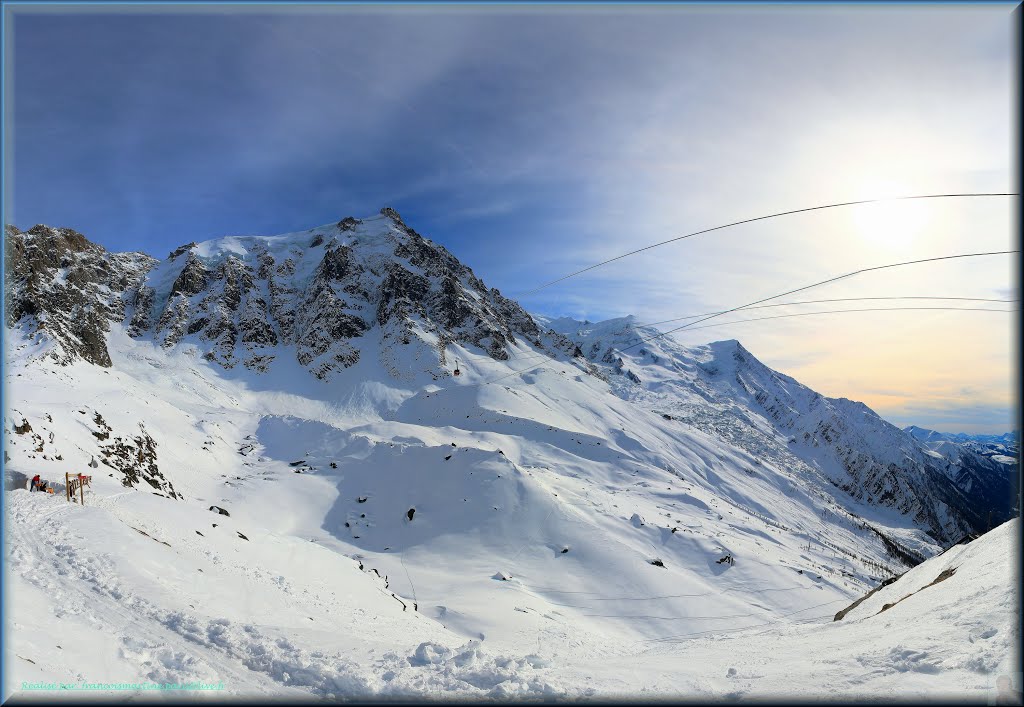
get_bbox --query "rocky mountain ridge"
[905,425,1019,466]
[6,210,581,381]
[541,316,1018,546]
[4,224,155,367]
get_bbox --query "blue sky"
[4,4,1018,432]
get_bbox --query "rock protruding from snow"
[4,224,156,367]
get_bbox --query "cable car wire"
[638,296,1019,328]
[613,250,1019,356]
[520,192,1019,296]
[478,300,1016,388]
[479,248,1015,383]
[439,251,1019,389]
[658,306,1017,335]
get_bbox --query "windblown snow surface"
[3,217,1020,701]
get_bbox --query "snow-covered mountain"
[906,425,1020,467]
[4,224,156,367]
[4,210,1019,700]
[5,212,578,380]
[541,315,1019,547]
[905,426,1018,448]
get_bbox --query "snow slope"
[541,315,1019,547]
[3,213,1019,700]
[6,465,1017,700]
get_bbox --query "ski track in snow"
[6,492,588,700]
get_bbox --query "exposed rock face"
[550,317,1013,547]
[5,209,571,381]
[4,224,156,367]
[696,343,1008,546]
[337,216,361,232]
[89,412,179,498]
[701,341,1017,545]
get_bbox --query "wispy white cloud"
[9,4,1016,431]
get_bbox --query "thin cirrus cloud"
[6,4,1017,433]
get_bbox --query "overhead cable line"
[520,582,813,603]
[439,252,1019,389]
[613,250,1020,356]
[653,306,1017,335]
[478,303,1013,388]
[635,599,849,645]
[521,192,1019,296]
[638,296,1019,328]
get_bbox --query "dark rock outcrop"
[4,224,156,367]
[6,212,578,382]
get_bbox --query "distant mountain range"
[904,425,1018,451]
[904,425,1018,479]
[541,316,1019,544]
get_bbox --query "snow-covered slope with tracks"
[3,212,1018,701]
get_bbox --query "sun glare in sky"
[849,183,934,252]
[5,5,1014,433]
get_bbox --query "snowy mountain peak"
[7,212,569,380]
[706,337,743,351]
[547,312,1017,546]
[904,425,1019,446]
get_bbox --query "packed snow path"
[5,482,1017,700]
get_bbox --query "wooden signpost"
[66,473,92,505]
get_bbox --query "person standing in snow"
[30,474,41,492]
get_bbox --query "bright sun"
[850,181,932,250]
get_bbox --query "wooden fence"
[66,473,92,505]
